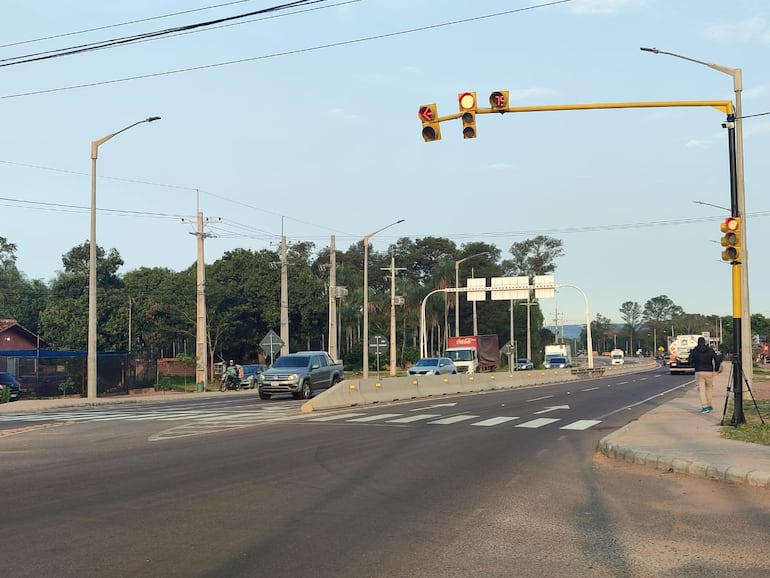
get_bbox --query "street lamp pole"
[641,46,752,388]
[454,252,490,337]
[88,116,160,399]
[362,219,404,379]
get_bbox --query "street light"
[88,116,160,399]
[641,46,752,389]
[454,252,490,337]
[362,219,404,379]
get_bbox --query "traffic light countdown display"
[489,90,509,112]
[720,216,742,262]
[418,104,441,142]
[458,92,477,139]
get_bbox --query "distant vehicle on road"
[407,357,458,376]
[240,364,267,389]
[258,352,343,400]
[515,358,534,371]
[0,372,21,402]
[544,356,571,369]
[610,349,625,366]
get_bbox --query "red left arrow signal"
[417,105,434,123]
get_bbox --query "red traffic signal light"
[489,90,509,112]
[418,104,441,142]
[458,92,477,139]
[720,216,742,262]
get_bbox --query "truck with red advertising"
[444,335,500,374]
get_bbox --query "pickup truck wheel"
[259,391,271,400]
[299,381,312,399]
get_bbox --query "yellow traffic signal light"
[720,216,742,262]
[489,90,509,113]
[418,104,441,142]
[458,91,477,139]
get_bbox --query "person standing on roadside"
[688,336,721,413]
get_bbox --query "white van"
[610,349,625,365]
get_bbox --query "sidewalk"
[597,369,770,488]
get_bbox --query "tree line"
[2,233,764,369]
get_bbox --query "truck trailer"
[445,335,500,374]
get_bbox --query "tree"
[619,301,642,354]
[502,235,564,277]
[642,295,684,353]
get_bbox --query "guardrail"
[570,367,606,377]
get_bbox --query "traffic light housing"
[458,91,477,139]
[720,216,742,262]
[489,90,509,113]
[418,104,441,142]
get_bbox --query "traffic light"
[458,91,477,139]
[720,216,742,262]
[489,90,509,113]
[418,104,441,142]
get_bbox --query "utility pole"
[381,255,406,376]
[328,235,337,361]
[182,197,218,391]
[280,235,289,356]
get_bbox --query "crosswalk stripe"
[386,414,442,423]
[560,419,601,430]
[471,417,520,427]
[347,413,404,422]
[309,413,367,421]
[515,418,560,428]
[428,415,480,425]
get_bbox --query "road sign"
[501,343,513,356]
[260,330,284,357]
[368,335,389,355]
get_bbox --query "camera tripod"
[720,358,765,426]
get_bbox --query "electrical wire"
[0,0,571,99]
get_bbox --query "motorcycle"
[220,372,240,392]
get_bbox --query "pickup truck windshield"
[272,355,310,368]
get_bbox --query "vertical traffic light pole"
[726,114,745,425]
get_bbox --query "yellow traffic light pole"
[419,99,733,139]
[724,114,745,425]
[419,96,747,424]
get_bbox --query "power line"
[0,0,335,67]
[1,0,571,99]
[0,0,259,49]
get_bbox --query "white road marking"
[515,418,560,428]
[471,417,520,427]
[347,413,404,422]
[560,419,602,430]
[428,415,480,425]
[309,413,366,421]
[387,414,442,423]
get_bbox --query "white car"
[515,358,534,371]
[407,357,458,376]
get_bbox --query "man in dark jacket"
[688,337,720,413]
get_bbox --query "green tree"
[502,235,564,277]
[619,301,642,354]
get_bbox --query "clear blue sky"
[1,0,768,328]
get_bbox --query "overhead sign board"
[466,277,487,302]
[533,275,555,299]
[490,276,529,300]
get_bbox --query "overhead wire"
[0,0,337,67]
[0,0,572,99]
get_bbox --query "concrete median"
[301,368,595,412]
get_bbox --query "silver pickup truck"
[257,351,344,400]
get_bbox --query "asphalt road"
[3,367,770,577]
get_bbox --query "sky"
[1,0,769,329]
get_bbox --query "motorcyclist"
[222,360,240,391]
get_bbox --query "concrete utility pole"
[328,236,337,361]
[280,235,289,356]
[381,255,406,376]
[182,198,218,390]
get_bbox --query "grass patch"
[720,398,770,445]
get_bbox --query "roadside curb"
[596,438,770,488]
